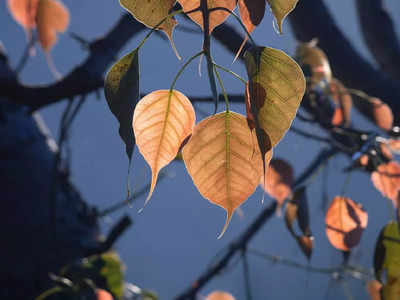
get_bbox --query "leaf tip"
[217,209,233,239]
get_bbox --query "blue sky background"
[1,1,400,299]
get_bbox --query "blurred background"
[1,1,400,299]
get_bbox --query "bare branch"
[356,0,400,81]
[0,14,145,110]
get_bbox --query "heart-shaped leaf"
[325,196,368,251]
[206,291,236,300]
[133,90,195,205]
[244,47,305,183]
[105,49,139,161]
[182,111,268,238]
[266,0,299,33]
[36,0,69,52]
[177,0,237,33]
[120,0,180,58]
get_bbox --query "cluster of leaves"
[7,0,69,76]
[105,0,305,238]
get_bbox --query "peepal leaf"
[7,0,39,37]
[133,90,195,205]
[244,47,305,182]
[325,196,368,251]
[371,161,400,208]
[120,0,179,58]
[182,111,267,238]
[206,291,236,300]
[236,0,266,59]
[266,0,299,33]
[105,49,139,161]
[177,0,237,33]
[36,0,69,52]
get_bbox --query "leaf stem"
[169,51,204,93]
[213,62,247,85]
[208,7,257,48]
[213,65,230,112]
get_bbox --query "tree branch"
[0,14,145,110]
[288,0,400,125]
[174,201,277,300]
[355,0,400,82]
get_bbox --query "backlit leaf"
[96,289,113,300]
[367,280,382,300]
[206,291,236,300]
[235,0,266,59]
[261,158,294,208]
[36,0,69,52]
[244,47,305,181]
[133,90,195,205]
[295,39,332,85]
[366,97,393,131]
[105,49,139,161]
[120,0,180,58]
[182,111,267,238]
[325,196,368,251]
[371,161,400,208]
[266,0,299,33]
[7,0,39,37]
[177,0,237,33]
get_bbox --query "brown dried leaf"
[206,291,236,300]
[177,0,237,33]
[182,111,267,237]
[133,90,195,205]
[325,196,368,251]
[371,161,400,208]
[36,0,69,52]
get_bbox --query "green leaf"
[244,46,305,183]
[104,49,139,161]
[244,46,305,147]
[120,0,179,58]
[266,0,299,33]
[61,252,124,299]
